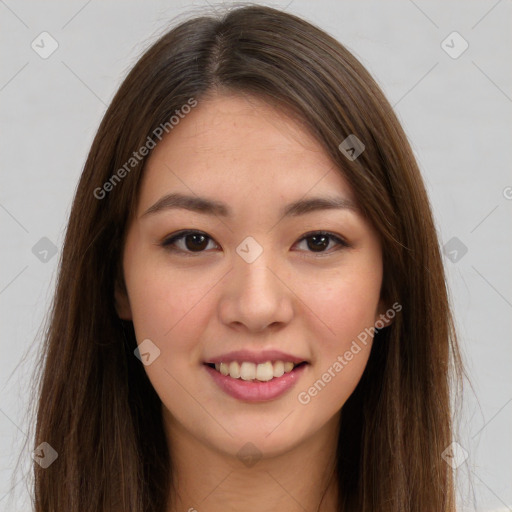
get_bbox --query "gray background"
[1,0,511,510]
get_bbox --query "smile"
[204,361,309,402]
[207,360,304,381]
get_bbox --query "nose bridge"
[235,241,282,304]
[238,253,276,293]
[234,234,277,286]
[218,238,293,331]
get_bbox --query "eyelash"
[160,230,349,257]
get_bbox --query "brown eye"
[161,230,348,257]
[162,231,218,254]
[306,234,330,252]
[183,233,208,251]
[295,231,349,255]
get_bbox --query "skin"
[116,93,391,512]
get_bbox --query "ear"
[374,298,394,329]
[114,278,132,320]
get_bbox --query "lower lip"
[204,363,308,402]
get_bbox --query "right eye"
[161,230,220,255]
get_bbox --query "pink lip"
[204,349,307,365]
[204,363,308,402]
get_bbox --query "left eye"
[161,231,219,253]
[294,231,348,254]
[161,230,348,255]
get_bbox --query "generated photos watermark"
[93,97,198,200]
[297,301,402,405]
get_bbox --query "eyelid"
[298,230,349,248]
[293,230,350,257]
[160,229,219,255]
[160,229,350,255]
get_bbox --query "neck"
[164,412,340,512]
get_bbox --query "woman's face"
[117,93,387,460]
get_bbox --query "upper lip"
[204,349,308,365]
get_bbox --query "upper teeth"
[214,361,297,381]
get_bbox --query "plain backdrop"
[0,1,511,510]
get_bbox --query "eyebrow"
[141,192,358,219]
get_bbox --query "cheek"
[124,252,220,373]
[299,262,382,346]
[128,270,208,340]
[293,261,382,408]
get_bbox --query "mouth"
[204,360,308,382]
[203,359,309,402]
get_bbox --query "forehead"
[138,93,356,211]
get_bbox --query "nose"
[217,247,294,333]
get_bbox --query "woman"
[30,4,463,511]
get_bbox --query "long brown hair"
[25,3,464,510]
